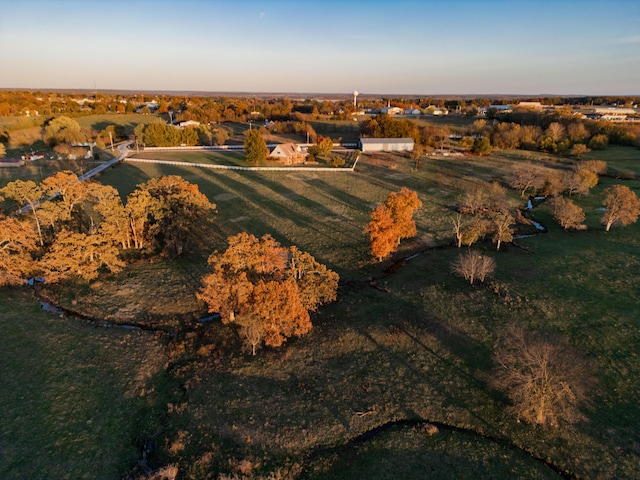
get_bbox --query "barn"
[358,137,414,153]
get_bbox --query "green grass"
[131,150,247,167]
[0,288,168,479]
[5,144,640,478]
[581,145,640,176]
[75,113,165,136]
[164,204,640,478]
[303,427,561,479]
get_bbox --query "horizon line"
[1,87,638,98]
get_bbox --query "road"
[79,141,133,181]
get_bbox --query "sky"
[1,0,639,96]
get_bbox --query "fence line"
[125,155,360,172]
[140,143,359,152]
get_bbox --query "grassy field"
[154,207,640,478]
[3,143,640,478]
[132,150,248,167]
[582,146,640,177]
[0,288,169,479]
[100,148,567,278]
[75,113,165,136]
[0,116,45,129]
[0,155,116,188]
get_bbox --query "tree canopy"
[364,188,422,261]
[360,114,419,142]
[44,116,85,147]
[198,233,339,351]
[244,130,268,164]
[0,173,215,284]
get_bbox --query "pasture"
[0,288,168,480]
[2,143,640,478]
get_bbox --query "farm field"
[2,142,640,478]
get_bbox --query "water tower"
[353,90,359,107]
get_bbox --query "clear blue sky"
[1,0,639,95]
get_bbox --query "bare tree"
[578,160,607,176]
[572,168,599,197]
[541,170,565,198]
[545,122,566,142]
[491,210,515,250]
[460,184,487,215]
[236,313,266,356]
[549,196,586,230]
[451,250,496,285]
[506,163,545,197]
[569,143,590,158]
[493,326,593,428]
[452,212,465,248]
[601,184,640,232]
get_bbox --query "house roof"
[270,142,298,157]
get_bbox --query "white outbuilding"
[359,137,414,153]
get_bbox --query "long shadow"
[250,172,339,221]
[191,167,286,240]
[194,168,365,269]
[304,177,374,214]
[356,316,497,434]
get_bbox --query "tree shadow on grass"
[304,177,374,215]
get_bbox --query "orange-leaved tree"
[134,176,216,256]
[0,215,38,286]
[197,233,339,352]
[385,187,423,239]
[363,205,401,262]
[364,187,422,261]
[40,229,125,282]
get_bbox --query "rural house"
[269,143,307,164]
[358,137,414,153]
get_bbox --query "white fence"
[140,143,358,152]
[142,145,244,151]
[124,155,360,172]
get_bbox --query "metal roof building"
[358,137,414,153]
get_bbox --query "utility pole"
[109,131,114,151]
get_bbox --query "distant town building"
[579,106,638,122]
[359,137,414,153]
[426,106,449,116]
[478,105,512,116]
[174,120,201,129]
[514,101,543,110]
[380,106,404,115]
